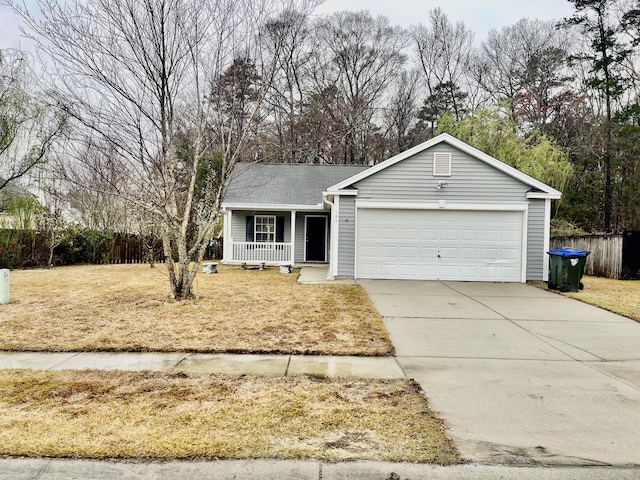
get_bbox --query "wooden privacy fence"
[550,232,640,279]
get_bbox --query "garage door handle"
[437,254,441,258]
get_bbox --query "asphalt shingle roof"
[223,163,370,206]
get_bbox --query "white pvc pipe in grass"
[0,269,9,305]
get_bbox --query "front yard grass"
[563,276,640,321]
[533,275,640,321]
[1,264,393,355]
[0,369,460,464]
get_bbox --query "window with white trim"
[433,152,452,176]
[255,215,276,243]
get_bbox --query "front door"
[305,216,327,262]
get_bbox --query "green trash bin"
[547,248,590,292]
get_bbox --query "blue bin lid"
[547,248,588,257]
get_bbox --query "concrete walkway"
[360,280,640,466]
[0,351,403,379]
[296,265,356,284]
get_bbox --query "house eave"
[222,202,327,211]
[324,189,358,196]
[526,192,562,200]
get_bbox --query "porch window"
[255,215,276,243]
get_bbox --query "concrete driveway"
[359,280,640,466]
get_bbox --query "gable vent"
[433,152,452,176]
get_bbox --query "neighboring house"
[0,179,38,229]
[221,133,561,283]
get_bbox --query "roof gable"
[327,133,562,199]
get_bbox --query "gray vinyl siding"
[230,211,291,242]
[354,144,530,202]
[526,199,546,280]
[294,215,306,263]
[337,196,356,277]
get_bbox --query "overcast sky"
[0,0,576,51]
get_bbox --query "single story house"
[221,133,561,282]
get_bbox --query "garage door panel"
[439,246,459,258]
[499,248,520,260]
[461,229,479,241]
[440,229,460,241]
[356,209,523,282]
[379,228,399,240]
[481,230,500,241]
[501,230,521,242]
[461,247,479,259]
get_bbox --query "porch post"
[290,210,296,265]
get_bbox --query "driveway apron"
[359,280,640,466]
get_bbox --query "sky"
[1,0,576,51]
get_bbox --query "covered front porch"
[222,207,330,266]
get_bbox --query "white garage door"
[356,209,523,282]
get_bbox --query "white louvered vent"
[433,152,452,176]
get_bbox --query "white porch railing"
[230,242,292,264]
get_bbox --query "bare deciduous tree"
[11,0,299,299]
[472,19,571,124]
[0,48,64,192]
[262,5,318,163]
[383,69,421,154]
[411,8,474,122]
[314,11,408,164]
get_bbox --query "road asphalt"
[2,270,640,478]
[1,458,640,480]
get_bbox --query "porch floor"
[297,266,356,285]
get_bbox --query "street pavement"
[360,279,640,466]
[1,458,639,480]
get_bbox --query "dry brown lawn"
[0,369,460,463]
[1,264,392,355]
[532,275,640,321]
[562,276,640,321]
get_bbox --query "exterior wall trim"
[222,203,326,211]
[543,198,551,281]
[521,208,529,283]
[355,200,528,211]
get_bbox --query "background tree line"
[1,0,639,298]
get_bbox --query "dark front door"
[305,216,327,262]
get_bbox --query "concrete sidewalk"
[0,351,404,379]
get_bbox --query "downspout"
[323,193,337,280]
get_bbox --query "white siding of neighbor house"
[334,143,550,281]
[526,199,546,280]
[353,144,531,201]
[337,196,357,277]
